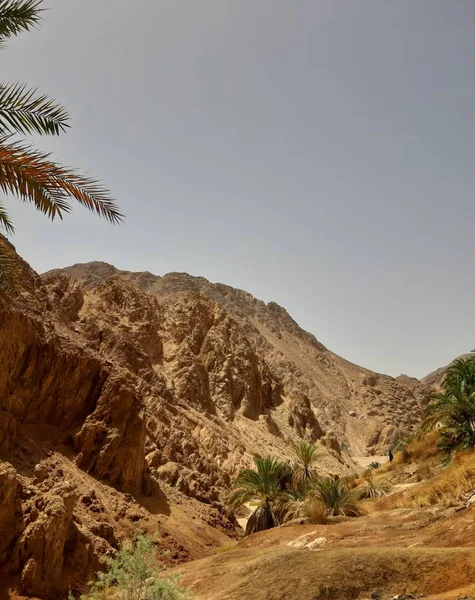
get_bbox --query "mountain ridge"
[48,260,432,456]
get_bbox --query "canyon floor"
[176,502,475,600]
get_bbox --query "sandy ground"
[176,504,475,600]
[352,455,388,468]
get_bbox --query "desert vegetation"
[423,357,475,455]
[363,360,475,510]
[228,443,360,534]
[79,534,188,600]
[228,359,475,534]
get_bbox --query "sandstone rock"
[0,462,23,567]
[288,392,324,442]
[74,377,146,491]
[0,410,17,453]
[15,483,77,596]
[42,272,84,322]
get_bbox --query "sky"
[3,0,475,378]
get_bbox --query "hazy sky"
[3,1,475,378]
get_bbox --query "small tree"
[83,535,188,600]
[228,456,291,535]
[290,441,319,491]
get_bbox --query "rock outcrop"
[55,260,434,456]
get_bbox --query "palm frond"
[227,488,254,512]
[276,487,326,524]
[0,82,69,136]
[367,461,382,471]
[0,0,42,47]
[292,441,318,467]
[423,358,475,454]
[0,139,123,223]
[227,455,291,533]
[0,200,14,233]
[357,472,392,499]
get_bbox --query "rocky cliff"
[54,260,433,455]
[0,239,434,597]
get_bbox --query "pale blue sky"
[4,1,475,378]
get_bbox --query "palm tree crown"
[290,441,319,490]
[0,1,122,250]
[228,456,290,535]
[424,357,475,454]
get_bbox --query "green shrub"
[357,472,392,499]
[367,461,382,471]
[82,534,188,600]
[313,477,359,517]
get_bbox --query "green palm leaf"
[313,477,358,517]
[0,83,69,136]
[0,200,14,233]
[0,0,42,47]
[0,139,123,225]
[423,357,475,454]
[228,456,291,534]
[290,441,319,490]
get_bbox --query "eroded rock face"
[74,377,146,491]
[0,411,17,453]
[15,483,78,596]
[0,463,23,567]
[287,392,323,442]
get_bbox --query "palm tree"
[442,358,475,393]
[228,456,291,535]
[290,441,319,490]
[424,358,475,454]
[0,1,121,274]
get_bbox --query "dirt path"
[352,455,387,468]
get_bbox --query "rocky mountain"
[52,260,432,456]
[0,238,434,597]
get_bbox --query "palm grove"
[228,357,475,534]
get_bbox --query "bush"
[278,490,327,524]
[377,452,475,509]
[367,461,382,471]
[82,534,189,600]
[356,472,392,499]
[313,477,359,517]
